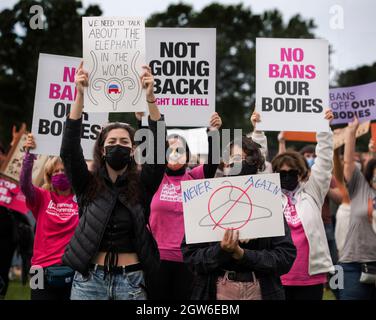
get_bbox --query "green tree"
[0,0,101,146]
[147,3,317,157]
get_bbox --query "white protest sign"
[31,53,108,160]
[256,38,329,132]
[82,16,146,112]
[167,128,209,155]
[182,173,285,244]
[143,28,216,127]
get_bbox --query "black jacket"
[60,115,166,285]
[181,217,296,300]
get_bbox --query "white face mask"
[169,152,181,162]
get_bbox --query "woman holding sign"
[148,112,222,300]
[339,117,376,300]
[20,134,79,300]
[271,109,335,300]
[181,113,297,300]
[60,62,165,300]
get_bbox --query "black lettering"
[81,123,90,139]
[262,97,273,111]
[38,119,50,134]
[90,124,101,140]
[312,99,323,113]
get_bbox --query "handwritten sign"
[181,173,285,244]
[83,16,146,112]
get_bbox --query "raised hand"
[347,116,360,134]
[209,112,222,131]
[23,133,36,152]
[324,108,334,123]
[250,111,261,130]
[140,65,155,102]
[75,61,89,95]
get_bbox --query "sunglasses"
[279,169,299,176]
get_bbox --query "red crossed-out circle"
[207,185,253,230]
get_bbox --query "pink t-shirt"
[149,166,205,262]
[27,187,79,268]
[281,195,327,286]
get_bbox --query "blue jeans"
[70,268,147,300]
[339,262,376,300]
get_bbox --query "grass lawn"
[5,280,337,300]
[5,280,30,300]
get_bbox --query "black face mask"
[227,160,258,176]
[104,145,132,171]
[280,170,299,191]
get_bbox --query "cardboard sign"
[0,176,28,215]
[256,38,329,132]
[181,173,285,244]
[333,121,370,149]
[330,82,376,125]
[31,53,108,159]
[82,16,146,112]
[1,133,48,186]
[143,28,216,127]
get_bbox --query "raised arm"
[140,65,167,199]
[343,117,359,183]
[60,61,91,196]
[305,109,334,207]
[278,132,286,155]
[250,111,268,163]
[204,112,222,178]
[19,134,42,215]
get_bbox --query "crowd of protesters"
[0,62,375,301]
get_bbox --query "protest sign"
[330,82,376,125]
[283,131,317,143]
[333,121,370,149]
[0,176,28,215]
[256,38,329,132]
[142,28,216,127]
[167,128,209,156]
[181,173,284,244]
[372,123,376,145]
[1,133,48,186]
[82,16,146,112]
[31,53,108,159]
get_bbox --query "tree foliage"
[0,0,101,145]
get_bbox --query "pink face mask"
[51,173,71,191]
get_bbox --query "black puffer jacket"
[60,115,166,285]
[181,217,296,300]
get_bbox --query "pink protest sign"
[330,82,376,125]
[256,38,329,132]
[0,176,28,215]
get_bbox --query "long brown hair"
[83,122,141,206]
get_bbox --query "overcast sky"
[1,0,376,80]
